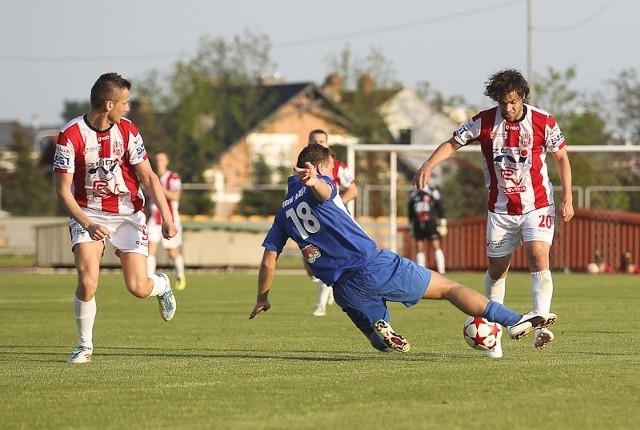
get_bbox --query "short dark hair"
[484,69,529,102]
[308,129,328,141]
[296,144,333,169]
[90,72,131,108]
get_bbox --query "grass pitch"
[0,271,638,429]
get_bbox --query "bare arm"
[340,182,358,204]
[551,146,574,222]
[136,159,177,239]
[55,172,111,240]
[249,249,278,319]
[163,187,181,202]
[413,137,462,189]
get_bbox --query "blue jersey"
[262,175,378,285]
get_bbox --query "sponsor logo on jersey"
[301,244,321,264]
[502,186,527,194]
[53,153,71,169]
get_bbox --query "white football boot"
[67,346,93,364]
[507,311,557,340]
[373,320,410,353]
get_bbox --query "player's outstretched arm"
[249,249,278,319]
[413,138,460,190]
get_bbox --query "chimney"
[322,72,343,103]
[358,74,375,95]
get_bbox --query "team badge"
[301,244,321,264]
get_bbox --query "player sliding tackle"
[249,144,556,353]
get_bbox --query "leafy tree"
[236,154,285,216]
[326,45,401,216]
[415,80,470,114]
[0,123,57,215]
[532,65,579,116]
[136,30,276,184]
[608,68,640,142]
[61,100,90,123]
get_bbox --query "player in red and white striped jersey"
[54,73,178,364]
[147,152,186,290]
[414,69,574,358]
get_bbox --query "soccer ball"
[463,316,501,351]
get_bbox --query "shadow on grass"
[0,344,464,363]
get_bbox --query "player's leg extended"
[423,272,554,338]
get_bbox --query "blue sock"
[483,301,521,326]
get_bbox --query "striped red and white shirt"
[53,115,148,215]
[332,159,355,189]
[453,104,566,215]
[149,171,182,225]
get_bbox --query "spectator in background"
[147,152,186,290]
[408,183,447,274]
[620,250,639,274]
[305,129,358,317]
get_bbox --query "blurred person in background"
[147,151,186,290]
[408,183,447,275]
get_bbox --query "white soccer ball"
[463,316,501,351]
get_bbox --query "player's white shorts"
[69,208,148,256]
[486,206,555,257]
[147,217,183,249]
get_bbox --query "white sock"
[531,270,553,313]
[485,272,506,304]
[174,255,185,278]
[434,249,446,274]
[416,251,426,267]
[313,277,332,306]
[149,274,169,296]
[74,296,96,349]
[147,255,156,277]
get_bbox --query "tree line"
[2,29,640,217]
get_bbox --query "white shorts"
[147,217,183,249]
[69,208,148,256]
[486,206,555,257]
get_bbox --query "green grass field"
[0,271,638,429]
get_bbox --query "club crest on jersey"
[301,244,321,264]
[111,140,124,158]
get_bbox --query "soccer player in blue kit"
[249,144,556,353]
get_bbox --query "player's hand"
[413,165,432,190]
[561,201,574,222]
[437,219,448,237]
[87,223,110,241]
[293,162,318,187]
[162,221,178,239]
[249,300,271,319]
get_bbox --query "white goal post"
[343,144,640,254]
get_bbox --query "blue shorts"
[333,249,431,336]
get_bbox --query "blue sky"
[1,0,636,126]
